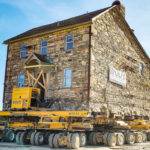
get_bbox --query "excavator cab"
[11,87,40,110]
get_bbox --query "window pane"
[67,43,73,50]
[21,45,26,50]
[21,45,26,58]
[18,83,24,88]
[21,51,26,58]
[18,75,24,88]
[42,48,47,55]
[67,35,73,42]
[64,69,72,87]
[42,40,47,47]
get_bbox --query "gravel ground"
[0,142,150,150]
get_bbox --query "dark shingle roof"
[34,53,53,64]
[4,7,109,44]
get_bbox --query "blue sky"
[0,0,150,110]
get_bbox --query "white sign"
[109,67,126,87]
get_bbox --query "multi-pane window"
[139,63,143,75]
[66,35,73,50]
[20,45,26,58]
[18,75,24,87]
[41,40,47,55]
[64,68,72,87]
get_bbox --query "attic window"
[139,63,143,75]
[41,40,47,55]
[20,45,26,58]
[66,35,73,50]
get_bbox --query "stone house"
[3,1,150,119]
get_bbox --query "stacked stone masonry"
[3,6,150,118]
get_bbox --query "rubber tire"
[34,132,44,145]
[30,132,36,145]
[71,133,80,149]
[92,132,98,145]
[2,129,9,142]
[16,132,22,144]
[142,133,147,142]
[67,133,72,148]
[107,133,117,147]
[49,134,55,148]
[20,132,28,145]
[116,133,124,146]
[88,132,94,145]
[53,134,60,148]
[125,132,135,145]
[79,133,87,147]
[135,132,143,143]
[7,130,15,142]
[44,132,50,144]
[103,132,109,146]
[147,132,150,141]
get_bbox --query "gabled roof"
[25,53,53,66]
[4,7,110,44]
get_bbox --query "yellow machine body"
[11,87,40,110]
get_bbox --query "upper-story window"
[64,68,72,87]
[139,63,143,75]
[18,75,24,87]
[20,45,26,58]
[66,35,73,50]
[41,40,47,55]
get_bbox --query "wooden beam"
[33,70,43,87]
[24,65,57,69]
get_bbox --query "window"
[64,68,72,87]
[41,40,47,55]
[139,63,143,75]
[20,45,26,58]
[66,35,73,50]
[18,75,24,87]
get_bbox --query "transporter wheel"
[53,134,59,148]
[135,132,143,143]
[103,132,109,146]
[20,132,28,145]
[88,132,94,145]
[16,132,22,144]
[6,130,15,142]
[67,133,72,148]
[116,133,124,146]
[107,133,117,147]
[79,133,87,147]
[92,132,99,145]
[147,132,150,141]
[34,132,44,145]
[44,132,51,144]
[30,132,36,145]
[125,132,135,145]
[2,129,9,142]
[48,134,55,148]
[70,133,80,149]
[142,133,147,142]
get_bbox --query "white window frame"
[64,68,72,88]
[139,63,143,75]
[66,35,74,51]
[20,45,26,58]
[18,74,24,87]
[41,40,47,55]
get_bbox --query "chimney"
[112,0,125,17]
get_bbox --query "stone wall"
[90,6,150,118]
[3,25,90,110]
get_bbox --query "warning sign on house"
[109,67,126,87]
